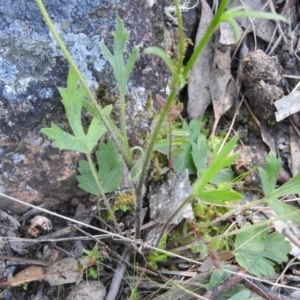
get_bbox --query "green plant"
[234,222,291,277]
[146,234,171,270]
[36,0,286,236]
[35,0,296,294]
[87,267,98,279]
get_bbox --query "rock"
[150,170,194,225]
[0,0,171,213]
[66,281,106,300]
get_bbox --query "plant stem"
[168,120,173,170]
[175,0,185,73]
[183,0,229,77]
[119,91,129,151]
[86,153,122,234]
[135,0,185,239]
[155,194,194,248]
[205,197,268,228]
[35,0,133,169]
[135,89,178,239]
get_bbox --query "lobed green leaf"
[235,223,291,277]
[258,151,281,196]
[77,139,124,195]
[42,68,107,154]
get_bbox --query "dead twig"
[244,278,299,300]
[0,255,52,267]
[105,248,131,300]
[203,269,245,299]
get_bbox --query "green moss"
[168,225,195,248]
[154,24,165,45]
[149,153,167,181]
[113,189,135,212]
[96,83,117,105]
[95,83,121,126]
[145,93,154,112]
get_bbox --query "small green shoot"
[146,234,171,270]
[257,152,300,224]
[87,267,98,279]
[234,222,291,277]
[258,151,281,196]
[192,135,242,205]
[82,245,102,266]
[155,119,199,174]
[42,68,122,232]
[100,16,139,144]
[100,16,139,97]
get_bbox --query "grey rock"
[66,281,106,300]
[0,0,170,213]
[150,170,194,225]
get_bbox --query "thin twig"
[203,270,245,299]
[105,248,131,300]
[244,278,299,300]
[0,255,52,267]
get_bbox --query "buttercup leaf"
[235,223,291,277]
[42,68,107,154]
[77,139,124,195]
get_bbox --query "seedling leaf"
[172,119,200,174]
[258,151,280,196]
[191,134,210,172]
[267,198,300,224]
[197,187,242,205]
[77,139,124,194]
[86,117,107,152]
[82,101,112,119]
[211,168,234,185]
[192,136,235,186]
[42,68,107,154]
[42,124,86,153]
[144,47,177,76]
[146,234,171,270]
[268,171,300,199]
[235,223,291,277]
[193,135,239,194]
[100,16,139,95]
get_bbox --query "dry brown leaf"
[289,125,300,177]
[187,0,214,119]
[219,22,243,45]
[227,0,277,43]
[0,256,95,287]
[259,120,276,153]
[0,266,45,287]
[283,0,297,10]
[209,47,236,137]
[275,91,300,122]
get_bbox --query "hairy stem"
[119,91,129,151]
[183,0,229,77]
